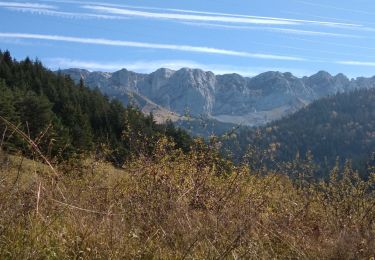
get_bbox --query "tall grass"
[0,122,375,259]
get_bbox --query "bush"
[1,139,375,259]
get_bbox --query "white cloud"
[43,0,361,28]
[0,1,56,9]
[182,22,359,38]
[4,0,363,31]
[0,32,305,61]
[269,27,360,38]
[4,7,127,20]
[82,4,362,28]
[83,5,300,26]
[6,4,369,34]
[337,61,375,67]
[148,7,361,29]
[46,57,311,76]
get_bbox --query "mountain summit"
[61,68,375,126]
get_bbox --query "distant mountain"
[227,87,375,177]
[60,68,375,130]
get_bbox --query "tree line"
[224,87,375,178]
[0,50,192,165]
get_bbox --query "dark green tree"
[16,92,53,139]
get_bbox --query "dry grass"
[1,139,375,259]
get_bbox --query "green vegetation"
[227,88,375,177]
[0,51,192,165]
[1,51,375,258]
[1,140,375,259]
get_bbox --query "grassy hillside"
[1,50,375,258]
[1,141,375,259]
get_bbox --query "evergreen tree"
[0,51,193,163]
[16,92,53,139]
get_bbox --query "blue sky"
[1,0,375,77]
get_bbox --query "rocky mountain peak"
[334,73,348,80]
[60,67,375,127]
[310,71,333,80]
[59,68,90,82]
[283,72,295,79]
[333,73,350,86]
[170,68,216,89]
[152,68,175,78]
[255,71,285,79]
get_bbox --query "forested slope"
[228,88,375,175]
[0,51,192,164]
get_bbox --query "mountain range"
[60,68,375,129]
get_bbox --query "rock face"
[60,68,375,126]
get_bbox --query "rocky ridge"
[60,68,375,127]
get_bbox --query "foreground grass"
[1,141,375,259]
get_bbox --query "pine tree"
[0,80,18,123]
[16,92,53,139]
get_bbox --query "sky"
[0,0,375,77]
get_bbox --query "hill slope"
[0,51,192,163]
[228,87,375,174]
